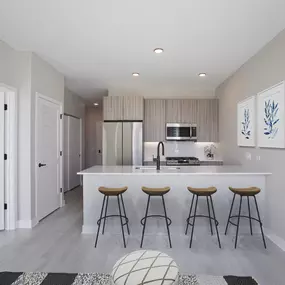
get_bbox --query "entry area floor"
[0,187,284,285]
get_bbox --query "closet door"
[68,116,81,190]
[0,92,5,230]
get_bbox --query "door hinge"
[4,203,7,210]
[60,114,63,119]
[60,188,63,193]
[60,151,63,156]
[4,153,7,160]
[4,104,7,111]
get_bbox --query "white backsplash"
[144,141,221,161]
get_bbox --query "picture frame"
[257,81,285,148]
[237,96,256,147]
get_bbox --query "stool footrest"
[229,215,262,227]
[97,215,129,227]
[141,215,172,226]
[186,215,219,227]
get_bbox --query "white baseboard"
[17,217,38,229]
[265,229,285,252]
[82,225,96,234]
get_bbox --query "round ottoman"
[111,250,179,285]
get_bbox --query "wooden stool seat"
[187,186,217,196]
[99,186,128,196]
[229,186,260,196]
[142,186,170,195]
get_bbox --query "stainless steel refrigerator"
[103,122,143,165]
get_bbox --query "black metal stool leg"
[94,195,106,247]
[235,196,243,249]
[185,194,195,235]
[189,195,198,248]
[209,196,221,248]
[247,196,253,235]
[254,195,267,249]
[225,194,236,235]
[140,195,150,248]
[162,195,172,248]
[102,196,109,235]
[206,196,213,235]
[117,195,126,248]
[120,194,130,235]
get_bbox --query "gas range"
[166,157,200,166]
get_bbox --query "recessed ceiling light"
[154,48,164,54]
[94,103,99,106]
[132,72,140,77]
[199,73,207,77]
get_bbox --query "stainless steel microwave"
[166,123,197,141]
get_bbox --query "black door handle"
[38,163,47,168]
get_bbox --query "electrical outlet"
[245,152,251,160]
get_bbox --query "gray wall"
[85,107,103,168]
[64,88,86,169]
[216,29,285,240]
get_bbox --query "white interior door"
[0,92,5,230]
[68,116,81,189]
[36,96,61,221]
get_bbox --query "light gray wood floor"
[0,187,284,285]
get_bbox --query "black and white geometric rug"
[0,272,258,285]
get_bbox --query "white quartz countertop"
[78,165,271,176]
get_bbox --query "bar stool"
[140,186,172,248]
[94,186,130,248]
[225,187,266,249]
[185,187,221,248]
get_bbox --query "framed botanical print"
[237,96,255,147]
[257,82,285,148]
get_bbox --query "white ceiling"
[1,0,285,99]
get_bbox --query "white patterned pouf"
[111,250,179,285]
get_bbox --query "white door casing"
[0,92,5,230]
[36,95,61,221]
[68,116,81,189]
[63,116,69,191]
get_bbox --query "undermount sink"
[135,166,180,170]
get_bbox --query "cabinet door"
[103,96,123,121]
[123,96,144,120]
[165,99,182,123]
[197,99,219,142]
[144,99,166,142]
[181,99,198,123]
[209,99,219,142]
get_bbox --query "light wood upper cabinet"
[165,98,218,142]
[123,96,144,120]
[165,99,182,123]
[103,96,144,121]
[181,99,198,123]
[144,99,166,142]
[103,96,123,121]
[196,99,219,142]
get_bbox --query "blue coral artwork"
[258,82,285,148]
[263,100,279,139]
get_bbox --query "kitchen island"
[78,166,271,239]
